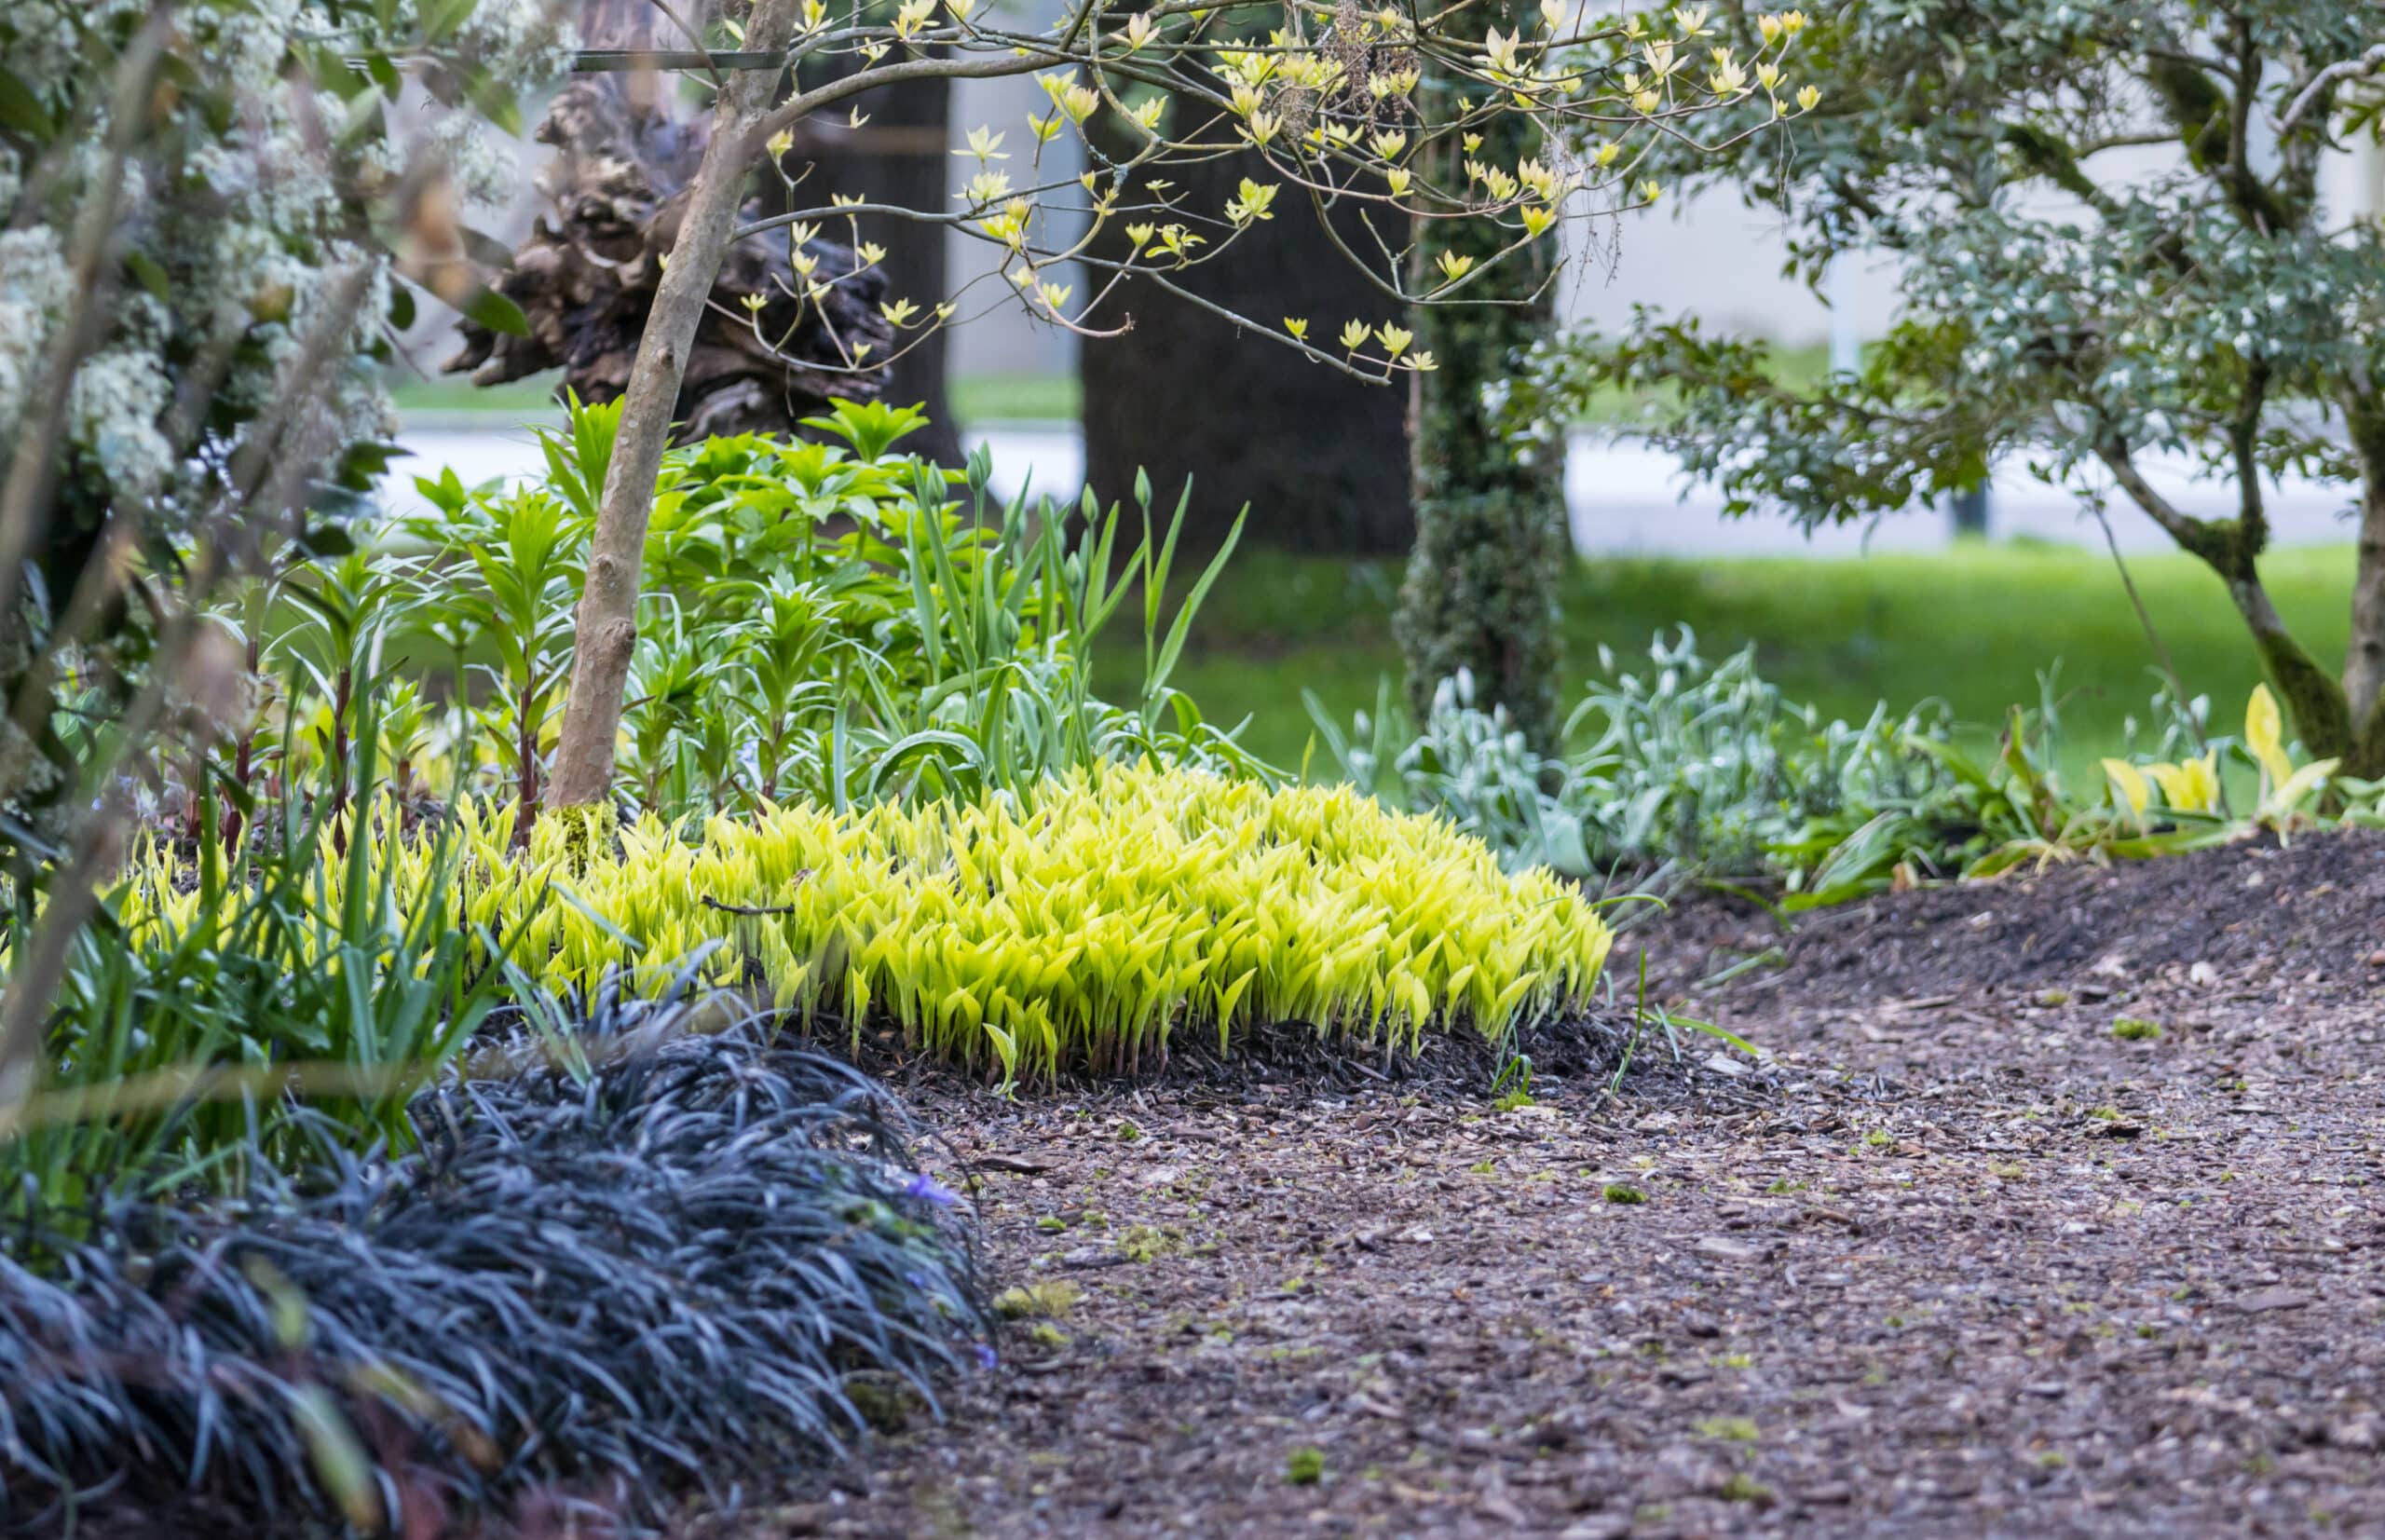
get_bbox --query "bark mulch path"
[765,833,2385,1539]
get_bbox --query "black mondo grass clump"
[0,1015,988,1536]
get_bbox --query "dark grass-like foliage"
[0,1002,986,1536]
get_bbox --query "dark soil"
[763,830,2385,1538]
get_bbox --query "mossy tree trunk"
[1394,16,1566,749]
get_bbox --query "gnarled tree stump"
[446,61,894,443]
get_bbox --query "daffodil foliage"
[117,765,1612,1085]
[1529,0,2385,778]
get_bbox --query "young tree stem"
[547,0,800,808]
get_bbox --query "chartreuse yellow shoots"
[115,765,1611,1083]
[2101,684,2339,827]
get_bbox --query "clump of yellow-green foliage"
[118,764,1610,1083]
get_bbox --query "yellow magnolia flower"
[1339,319,1370,351]
[1284,317,1309,341]
[1225,178,1279,225]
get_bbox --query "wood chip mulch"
[748,830,2385,1539]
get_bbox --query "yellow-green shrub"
[120,765,1611,1083]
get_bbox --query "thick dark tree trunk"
[1081,150,1412,554]
[786,75,961,464]
[1394,5,1566,749]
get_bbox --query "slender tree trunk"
[1394,4,1566,748]
[548,0,797,809]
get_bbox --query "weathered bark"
[2099,441,2371,773]
[1081,150,1412,554]
[2340,398,2385,776]
[1395,6,1565,748]
[545,0,809,809]
[2351,481,2385,719]
[444,34,894,443]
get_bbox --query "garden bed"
[784,830,2385,1537]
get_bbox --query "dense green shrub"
[0,0,564,856]
[293,399,1269,826]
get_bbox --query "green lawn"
[1099,542,2358,778]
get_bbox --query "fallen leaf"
[2231,1288,2310,1315]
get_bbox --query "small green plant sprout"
[1492,1048,1535,1111]
[1603,1183,1648,1206]
[1697,1416,1761,1443]
[1285,1447,1326,1486]
[1717,1472,1775,1506]
[2113,1016,2163,1042]
[1116,1225,1176,1263]
[994,1281,1083,1321]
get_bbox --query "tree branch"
[2095,441,2220,554]
[2282,42,2385,136]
